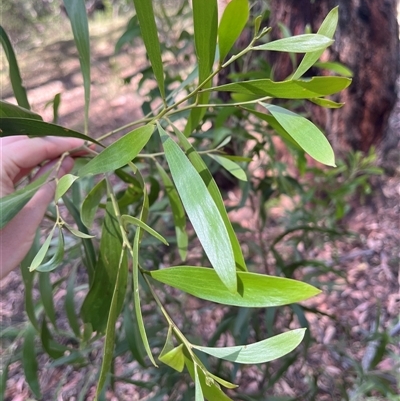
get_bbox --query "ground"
[0,13,399,401]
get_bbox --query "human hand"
[0,136,85,279]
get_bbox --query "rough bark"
[269,0,399,153]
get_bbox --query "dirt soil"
[1,15,399,401]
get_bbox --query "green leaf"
[96,248,128,397]
[194,364,205,401]
[218,0,249,62]
[292,7,339,80]
[38,272,57,327]
[132,228,158,367]
[193,0,218,84]
[0,100,41,119]
[173,125,247,272]
[78,124,154,176]
[22,325,42,399]
[40,317,68,359]
[314,61,353,77]
[159,124,237,292]
[0,25,30,109]
[308,97,344,108]
[208,154,247,181]
[63,222,95,239]
[150,266,321,307]
[260,103,335,166]
[52,93,61,124]
[193,328,305,363]
[81,179,107,228]
[0,171,49,229]
[121,215,168,245]
[123,306,147,367]
[35,229,65,273]
[55,174,79,201]
[159,344,185,373]
[0,357,10,401]
[81,200,127,332]
[184,356,233,401]
[20,235,40,331]
[185,0,218,135]
[0,118,103,146]
[253,34,334,53]
[62,194,96,283]
[65,265,81,337]
[241,107,302,150]
[207,76,351,99]
[63,0,91,132]
[156,162,188,261]
[133,0,165,99]
[29,225,56,271]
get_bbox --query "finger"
[4,136,84,182]
[1,136,27,146]
[0,157,75,279]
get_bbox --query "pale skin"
[0,136,84,279]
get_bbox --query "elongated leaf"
[0,172,50,229]
[63,222,95,239]
[81,200,127,332]
[218,0,249,62]
[186,0,218,135]
[314,61,353,77]
[208,154,247,181]
[40,317,68,359]
[193,0,218,84]
[123,306,146,367]
[292,7,338,80]
[121,215,168,245]
[29,225,56,271]
[150,266,321,307]
[55,174,79,201]
[52,93,61,124]
[132,229,158,366]
[260,103,335,166]
[0,358,10,401]
[20,234,40,331]
[253,34,333,53]
[133,0,165,99]
[38,272,57,327]
[159,124,237,292]
[184,356,233,401]
[62,194,96,283]
[22,326,41,399]
[194,364,205,401]
[0,118,102,145]
[0,100,41,119]
[63,0,91,132]
[206,76,351,98]
[35,230,65,273]
[96,248,127,397]
[242,107,302,150]
[309,98,344,108]
[79,124,154,176]
[0,25,30,109]
[81,179,106,228]
[173,125,247,272]
[65,265,81,337]
[194,328,305,363]
[156,162,188,261]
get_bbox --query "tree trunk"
[269,0,399,153]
